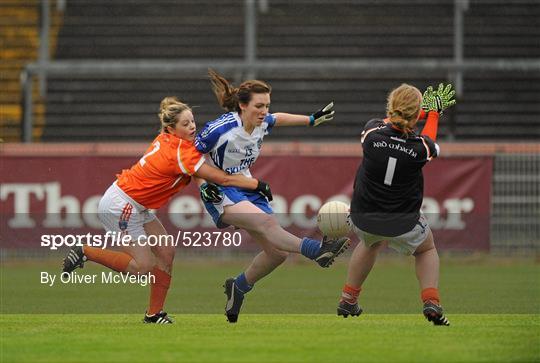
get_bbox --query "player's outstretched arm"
[420,83,457,141]
[194,163,273,201]
[274,102,335,127]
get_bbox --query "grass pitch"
[1,314,538,363]
[1,256,539,362]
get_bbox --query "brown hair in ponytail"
[208,69,271,113]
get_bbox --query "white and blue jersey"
[195,112,276,227]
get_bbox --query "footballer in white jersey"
[195,111,276,227]
[195,111,275,177]
[196,69,349,324]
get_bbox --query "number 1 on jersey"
[139,141,160,166]
[384,157,397,186]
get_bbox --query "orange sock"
[147,267,171,315]
[341,284,361,304]
[421,287,440,305]
[83,246,132,273]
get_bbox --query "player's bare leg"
[222,201,349,267]
[143,218,174,323]
[222,205,293,323]
[221,203,348,323]
[223,236,288,323]
[413,230,439,290]
[222,201,302,253]
[244,237,289,284]
[346,240,387,287]
[121,244,155,275]
[413,231,449,326]
[338,240,386,317]
[146,218,175,274]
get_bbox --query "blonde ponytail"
[386,84,422,134]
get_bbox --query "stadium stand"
[257,1,454,59]
[0,0,62,142]
[10,0,538,141]
[0,0,41,142]
[465,2,540,59]
[54,0,244,59]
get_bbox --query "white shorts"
[352,214,430,255]
[97,182,156,240]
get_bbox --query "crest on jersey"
[257,138,263,149]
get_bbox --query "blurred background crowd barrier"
[0,0,538,255]
[2,142,538,255]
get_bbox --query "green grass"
[1,256,539,314]
[1,314,538,363]
[1,256,539,362]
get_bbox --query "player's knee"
[413,241,436,256]
[140,264,154,275]
[155,247,175,267]
[133,258,154,275]
[414,232,436,256]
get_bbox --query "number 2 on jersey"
[384,157,397,186]
[139,141,160,166]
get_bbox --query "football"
[317,201,351,238]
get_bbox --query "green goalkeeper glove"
[421,83,456,113]
[309,102,335,126]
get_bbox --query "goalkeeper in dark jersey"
[337,83,456,326]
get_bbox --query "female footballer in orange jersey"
[62,96,272,324]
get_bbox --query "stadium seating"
[0,0,62,142]
[32,0,540,141]
[54,0,244,59]
[0,0,40,142]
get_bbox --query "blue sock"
[300,238,322,260]
[235,272,253,294]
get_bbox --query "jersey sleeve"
[177,141,205,175]
[264,113,277,134]
[194,122,220,154]
[420,135,440,161]
[195,116,238,154]
[420,111,440,141]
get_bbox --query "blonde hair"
[158,96,191,133]
[386,83,422,134]
[208,69,271,113]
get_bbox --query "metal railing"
[21,0,540,142]
[491,154,540,254]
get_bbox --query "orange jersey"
[116,133,204,209]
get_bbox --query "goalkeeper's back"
[350,84,440,237]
